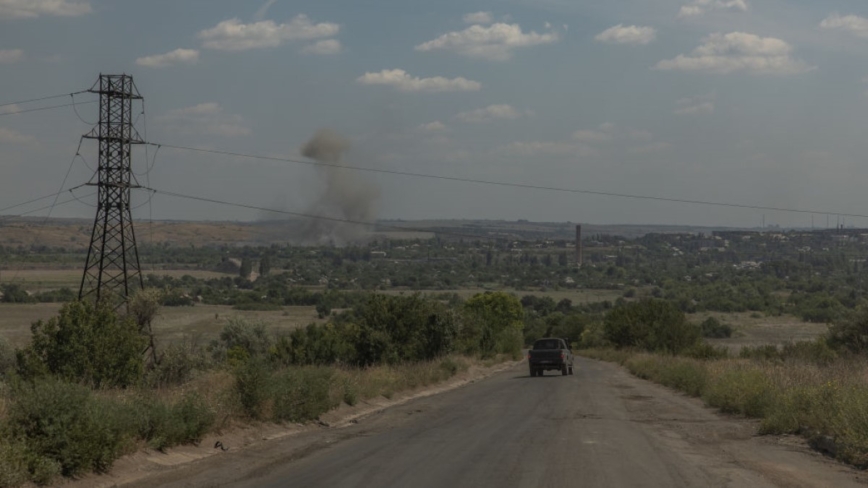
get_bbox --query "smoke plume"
[296,129,380,245]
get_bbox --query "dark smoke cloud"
[295,129,380,245]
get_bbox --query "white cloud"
[675,94,715,115]
[456,104,521,123]
[300,39,341,55]
[463,11,493,25]
[416,121,448,133]
[135,48,199,68]
[415,23,559,61]
[356,69,481,93]
[678,0,747,19]
[571,129,613,143]
[198,15,339,51]
[0,0,90,19]
[654,32,813,75]
[501,141,595,157]
[160,103,251,137]
[820,13,868,38]
[0,128,34,144]
[595,25,657,45]
[0,49,23,63]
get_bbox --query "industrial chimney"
[576,225,583,268]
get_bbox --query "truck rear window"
[533,340,561,350]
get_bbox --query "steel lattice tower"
[79,74,144,305]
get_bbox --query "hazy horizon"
[3,0,868,230]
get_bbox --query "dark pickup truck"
[528,338,574,377]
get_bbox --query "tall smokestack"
[576,225,583,268]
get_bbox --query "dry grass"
[581,348,868,468]
[687,311,828,350]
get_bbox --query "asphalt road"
[129,357,868,488]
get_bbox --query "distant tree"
[558,253,568,267]
[259,255,272,276]
[240,258,253,278]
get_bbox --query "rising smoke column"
[298,129,380,245]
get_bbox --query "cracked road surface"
[128,357,868,488]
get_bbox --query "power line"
[150,142,868,220]
[0,193,92,223]
[0,190,70,214]
[0,100,98,117]
[150,188,504,242]
[0,91,88,109]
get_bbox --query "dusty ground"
[68,358,868,488]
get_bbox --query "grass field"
[0,269,233,290]
[0,302,322,348]
[687,311,829,348]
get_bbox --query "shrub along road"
[124,357,867,488]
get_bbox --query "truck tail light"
[527,352,532,360]
[560,352,565,360]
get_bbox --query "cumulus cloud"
[571,129,614,143]
[0,0,90,19]
[595,25,657,45]
[675,94,715,115]
[356,69,481,93]
[415,23,559,61]
[0,49,23,63]
[135,48,199,68]
[678,0,747,18]
[160,103,251,137]
[0,128,34,144]
[301,39,341,55]
[456,104,521,123]
[417,121,448,133]
[501,141,595,157]
[198,14,339,51]
[820,13,868,38]
[463,11,493,25]
[654,32,813,75]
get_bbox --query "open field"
[0,269,233,290]
[0,302,323,348]
[687,311,829,349]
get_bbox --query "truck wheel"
[529,368,535,377]
[569,366,574,375]
[561,366,568,376]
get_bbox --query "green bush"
[0,337,14,379]
[700,317,733,339]
[130,394,215,451]
[828,306,868,354]
[209,319,272,364]
[270,368,336,423]
[234,358,270,419]
[702,368,773,417]
[17,301,145,388]
[4,379,130,478]
[145,342,210,388]
[603,299,700,354]
[682,342,730,360]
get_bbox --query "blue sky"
[2,0,868,228]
